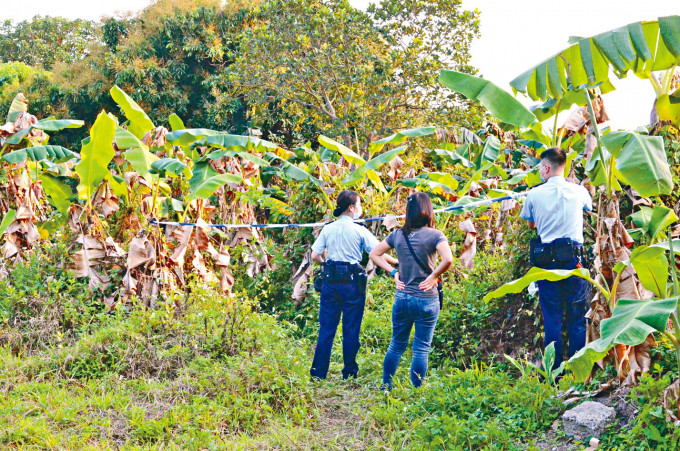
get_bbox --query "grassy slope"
[0,245,574,450]
[15,243,680,449]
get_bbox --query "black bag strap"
[401,229,432,276]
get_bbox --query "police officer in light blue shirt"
[520,147,593,369]
[310,190,397,380]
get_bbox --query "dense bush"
[370,363,562,449]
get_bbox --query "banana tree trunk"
[591,192,654,384]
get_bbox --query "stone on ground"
[562,401,615,441]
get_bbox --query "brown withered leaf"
[15,199,34,221]
[220,266,235,293]
[93,182,119,218]
[214,249,231,267]
[561,107,589,134]
[194,219,211,251]
[459,219,477,269]
[191,249,218,284]
[468,181,482,197]
[382,214,399,230]
[127,237,155,270]
[663,378,680,425]
[169,225,193,267]
[142,126,168,148]
[388,156,404,180]
[500,199,519,212]
[104,237,125,258]
[1,234,20,258]
[292,253,313,302]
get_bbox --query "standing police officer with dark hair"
[310,190,398,380]
[520,147,593,369]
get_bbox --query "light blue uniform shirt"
[520,176,592,244]
[311,215,379,264]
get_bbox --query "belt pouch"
[554,238,575,264]
[530,238,554,268]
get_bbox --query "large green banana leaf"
[115,128,158,177]
[202,134,279,152]
[40,173,76,215]
[6,94,27,123]
[187,161,242,201]
[166,129,220,147]
[110,86,154,139]
[431,147,475,169]
[33,119,84,131]
[601,131,672,197]
[4,118,85,146]
[168,113,185,132]
[75,111,116,202]
[479,136,500,166]
[0,209,16,235]
[484,267,606,302]
[342,145,407,186]
[567,297,679,381]
[439,70,536,128]
[511,16,680,101]
[318,135,365,165]
[629,245,669,298]
[630,204,678,241]
[368,126,436,155]
[3,146,78,164]
[150,158,192,178]
[656,87,680,124]
[206,150,269,167]
[265,154,322,185]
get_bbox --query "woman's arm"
[418,241,454,291]
[369,241,395,273]
[370,241,405,290]
[383,253,398,266]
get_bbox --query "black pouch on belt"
[313,268,324,292]
[553,238,576,265]
[529,238,554,268]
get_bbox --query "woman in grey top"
[370,192,453,388]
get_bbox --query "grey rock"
[562,401,616,441]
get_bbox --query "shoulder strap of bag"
[401,229,432,275]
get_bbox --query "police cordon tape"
[148,191,529,229]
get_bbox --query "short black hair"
[402,192,434,235]
[333,190,359,217]
[540,147,567,169]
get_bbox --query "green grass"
[8,243,669,450]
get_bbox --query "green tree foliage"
[0,17,97,70]
[228,0,482,149]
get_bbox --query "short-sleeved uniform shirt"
[311,215,379,264]
[520,176,592,244]
[386,227,448,298]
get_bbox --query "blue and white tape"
[149,192,528,229]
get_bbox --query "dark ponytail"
[333,190,359,217]
[402,192,434,235]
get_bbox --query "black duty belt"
[322,260,364,284]
[529,237,585,268]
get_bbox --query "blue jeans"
[537,258,590,369]
[383,292,440,388]
[310,279,366,380]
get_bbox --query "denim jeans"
[536,257,591,369]
[383,292,440,388]
[310,278,366,380]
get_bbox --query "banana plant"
[511,16,680,126]
[319,126,436,193]
[485,238,680,383]
[74,111,117,207]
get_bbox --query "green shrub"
[599,373,680,451]
[370,363,562,450]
